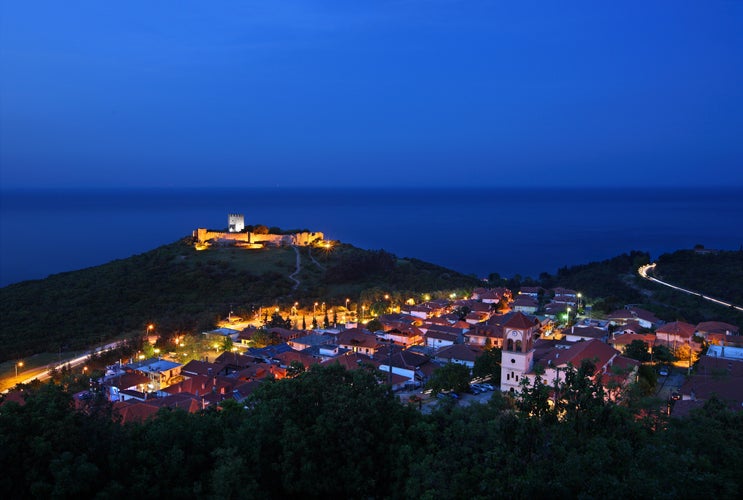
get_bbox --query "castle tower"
[228,214,245,233]
[500,312,538,393]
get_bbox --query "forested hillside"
[0,238,480,362]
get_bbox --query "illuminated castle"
[194,213,324,250]
[228,214,245,233]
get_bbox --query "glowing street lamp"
[361,305,366,321]
[313,302,318,317]
[15,361,23,380]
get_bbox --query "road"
[2,341,127,393]
[638,263,743,312]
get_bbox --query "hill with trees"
[516,249,743,327]
[0,237,481,362]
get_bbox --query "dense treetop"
[1,364,742,499]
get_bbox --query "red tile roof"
[540,339,619,374]
[113,401,160,423]
[696,321,740,335]
[656,321,696,339]
[503,312,538,330]
[435,344,483,363]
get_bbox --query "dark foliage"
[2,365,743,498]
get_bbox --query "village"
[88,282,742,423]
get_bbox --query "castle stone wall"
[195,228,324,247]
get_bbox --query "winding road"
[638,263,743,312]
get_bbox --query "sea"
[1,187,742,288]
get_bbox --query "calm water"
[1,187,742,287]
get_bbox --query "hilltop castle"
[194,213,324,250]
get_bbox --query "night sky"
[1,1,741,189]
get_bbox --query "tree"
[426,363,471,395]
[495,298,510,313]
[267,312,291,329]
[472,348,501,383]
[653,344,676,364]
[244,363,411,497]
[251,329,281,348]
[323,310,329,329]
[366,318,383,333]
[675,343,698,368]
[221,336,233,352]
[302,316,307,330]
[623,340,650,362]
[286,361,305,378]
[454,306,471,321]
[517,370,552,419]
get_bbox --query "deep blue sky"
[1,1,741,188]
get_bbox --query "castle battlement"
[194,214,323,250]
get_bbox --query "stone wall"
[194,228,324,247]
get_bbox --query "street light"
[314,302,318,317]
[361,305,366,321]
[15,361,23,380]
[345,298,350,310]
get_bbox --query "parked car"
[478,383,494,391]
[659,367,669,377]
[468,385,482,395]
[436,392,459,401]
[671,392,681,401]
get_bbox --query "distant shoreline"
[2,187,742,287]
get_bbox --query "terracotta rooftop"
[696,321,740,335]
[435,344,483,363]
[503,312,538,330]
[539,339,619,375]
[656,321,696,339]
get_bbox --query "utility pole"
[388,338,393,387]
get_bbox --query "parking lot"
[656,370,685,401]
[398,384,496,413]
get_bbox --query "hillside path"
[307,246,326,271]
[289,246,301,290]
